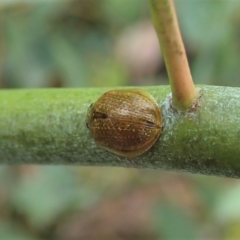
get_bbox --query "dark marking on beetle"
[93,112,108,119]
[145,120,155,127]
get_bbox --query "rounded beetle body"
[86,89,163,158]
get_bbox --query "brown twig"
[149,0,197,110]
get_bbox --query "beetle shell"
[86,89,163,157]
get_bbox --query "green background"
[1,0,240,239]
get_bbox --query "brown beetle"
[86,89,163,157]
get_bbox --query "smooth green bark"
[0,86,240,178]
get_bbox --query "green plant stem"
[149,0,197,110]
[0,86,240,178]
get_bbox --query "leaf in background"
[10,166,100,229]
[176,0,240,86]
[176,0,240,48]
[102,0,147,28]
[214,183,240,224]
[0,223,39,240]
[49,36,87,87]
[2,2,65,88]
[154,202,199,240]
[0,0,64,6]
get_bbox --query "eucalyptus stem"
[1,86,240,179]
[149,0,197,110]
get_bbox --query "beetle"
[86,89,163,157]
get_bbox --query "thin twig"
[149,0,197,109]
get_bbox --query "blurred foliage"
[1,0,240,239]
[176,0,240,87]
[154,202,199,239]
